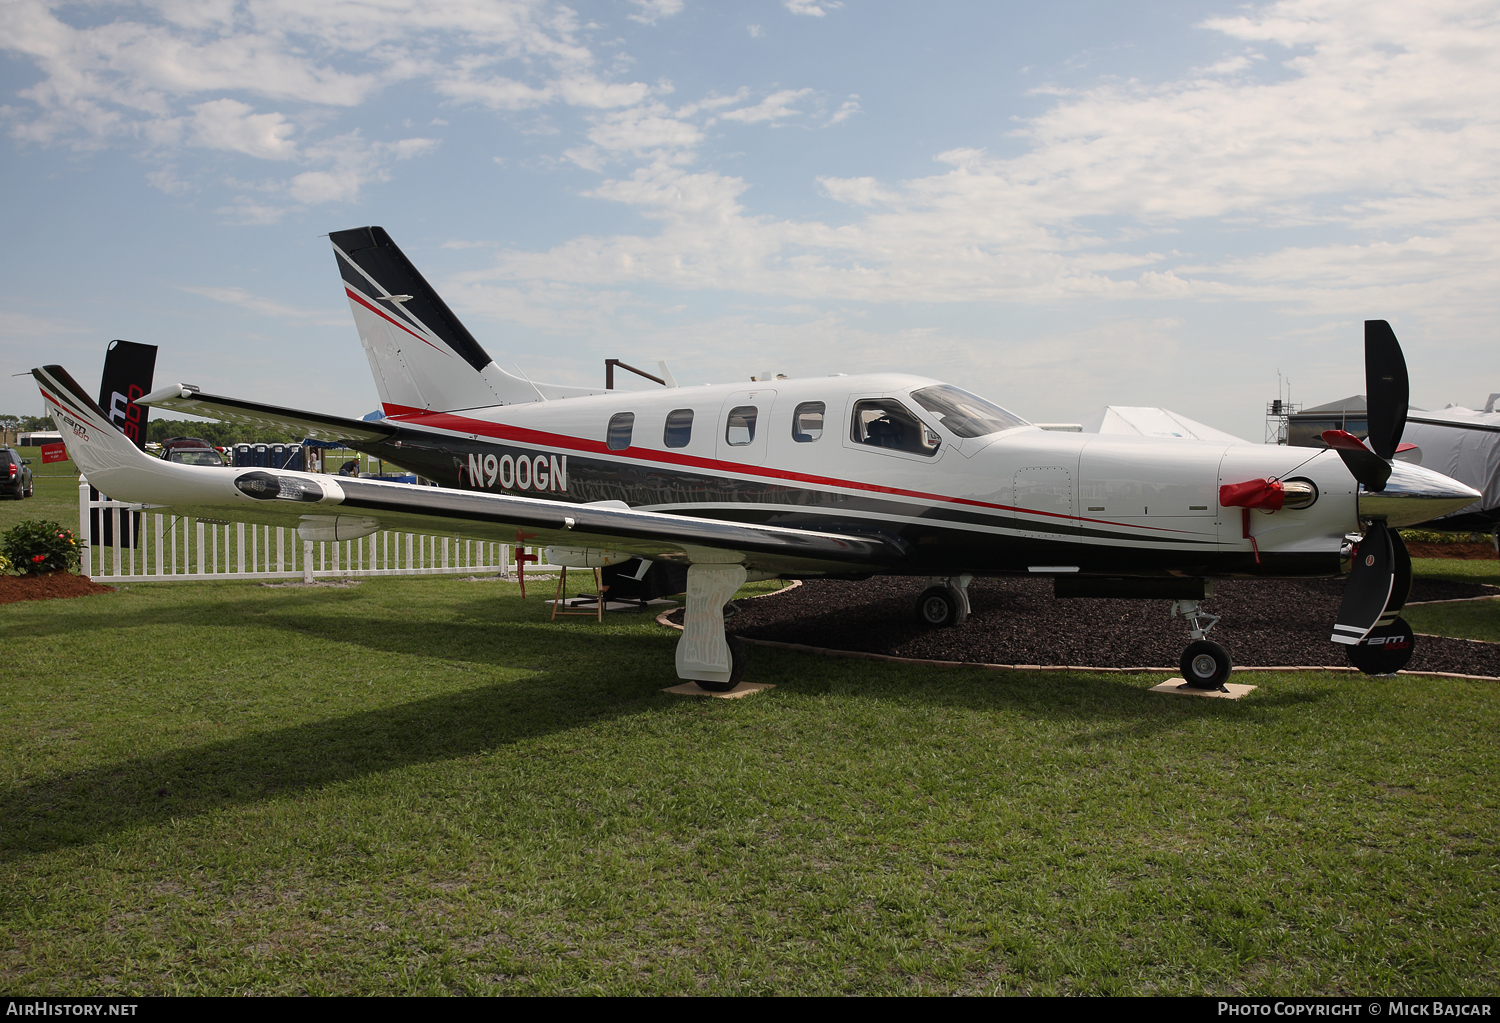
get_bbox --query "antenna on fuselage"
[513,364,547,402]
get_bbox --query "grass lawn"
[2,570,1497,995]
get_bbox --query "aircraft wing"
[44,366,905,576]
[140,383,396,444]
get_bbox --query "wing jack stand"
[1171,599,1232,692]
[675,564,748,693]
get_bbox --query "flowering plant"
[1,520,81,575]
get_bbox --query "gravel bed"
[700,576,1500,678]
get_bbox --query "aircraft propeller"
[1325,320,1415,673]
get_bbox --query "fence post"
[303,539,313,583]
[78,477,91,578]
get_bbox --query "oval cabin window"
[793,402,825,442]
[664,409,693,448]
[607,412,635,451]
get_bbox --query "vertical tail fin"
[330,226,601,413]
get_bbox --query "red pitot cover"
[1219,478,1285,511]
[40,442,68,464]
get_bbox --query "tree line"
[1,414,306,447]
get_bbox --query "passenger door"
[716,389,777,467]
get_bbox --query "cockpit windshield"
[909,384,1028,439]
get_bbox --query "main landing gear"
[1171,599,1232,691]
[915,574,973,627]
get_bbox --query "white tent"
[1078,406,1253,445]
[1402,400,1500,529]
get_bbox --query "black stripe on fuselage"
[345,432,1341,579]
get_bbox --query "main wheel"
[694,633,746,692]
[916,586,966,627]
[1346,617,1415,675]
[1179,640,1233,690]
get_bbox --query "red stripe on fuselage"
[382,407,1205,536]
[345,288,448,356]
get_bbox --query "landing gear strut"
[1172,598,1232,691]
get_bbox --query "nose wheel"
[1179,640,1233,690]
[1171,599,1232,692]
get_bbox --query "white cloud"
[190,98,296,159]
[783,0,843,16]
[717,88,813,124]
[467,0,1500,339]
[179,285,344,324]
[826,95,860,125]
[0,0,653,204]
[627,0,686,25]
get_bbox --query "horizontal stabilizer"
[141,384,396,444]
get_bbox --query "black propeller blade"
[1322,428,1392,490]
[1364,319,1409,460]
[1332,521,1395,646]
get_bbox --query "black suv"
[1,447,33,499]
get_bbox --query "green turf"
[1404,599,1500,644]
[2,574,1497,995]
[1412,558,1500,586]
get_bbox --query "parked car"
[1,447,33,499]
[158,437,226,467]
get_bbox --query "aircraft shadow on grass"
[1,591,1328,862]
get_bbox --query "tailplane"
[330,226,602,413]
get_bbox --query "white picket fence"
[78,478,553,582]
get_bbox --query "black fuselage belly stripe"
[357,434,1219,546]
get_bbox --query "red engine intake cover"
[1219,478,1285,511]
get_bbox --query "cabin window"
[792,402,825,442]
[725,406,758,446]
[850,399,941,456]
[607,412,635,451]
[909,384,1027,438]
[664,408,693,448]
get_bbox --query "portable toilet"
[253,443,269,467]
[269,443,286,468]
[233,443,252,466]
[285,444,305,471]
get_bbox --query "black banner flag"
[93,339,157,551]
[97,338,157,451]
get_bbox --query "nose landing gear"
[1172,599,1232,691]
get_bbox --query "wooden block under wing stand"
[1149,678,1257,700]
[663,682,776,700]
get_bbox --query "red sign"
[41,442,68,464]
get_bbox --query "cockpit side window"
[909,384,1027,438]
[792,402,825,442]
[664,408,693,448]
[850,399,940,456]
[607,412,635,451]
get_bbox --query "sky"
[2,0,1497,442]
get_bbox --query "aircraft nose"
[1357,460,1482,528]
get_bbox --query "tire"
[694,633,746,692]
[916,586,966,627]
[1346,618,1415,675]
[1179,640,1233,690]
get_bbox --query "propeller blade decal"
[1331,521,1395,645]
[1322,429,1393,491]
[1365,319,1409,461]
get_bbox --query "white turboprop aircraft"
[34,226,1480,691]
